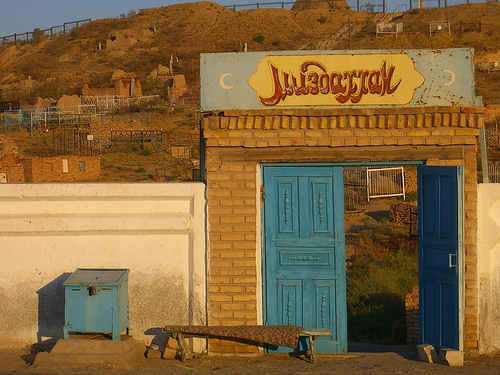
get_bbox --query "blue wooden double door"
[263,166,347,353]
[264,165,462,353]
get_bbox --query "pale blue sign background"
[200,48,482,111]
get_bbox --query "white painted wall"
[0,183,206,349]
[478,184,500,353]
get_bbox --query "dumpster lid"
[64,268,129,286]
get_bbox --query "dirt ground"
[2,347,500,375]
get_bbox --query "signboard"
[200,48,481,111]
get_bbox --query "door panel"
[277,178,299,236]
[313,280,335,332]
[66,287,86,332]
[418,166,461,350]
[264,166,346,353]
[87,289,114,332]
[278,280,303,327]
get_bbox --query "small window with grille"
[78,161,86,172]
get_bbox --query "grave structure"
[82,69,142,98]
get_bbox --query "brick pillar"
[206,150,259,353]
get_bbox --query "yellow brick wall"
[203,107,483,353]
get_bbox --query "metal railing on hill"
[225,0,349,10]
[81,95,160,113]
[0,0,497,47]
[0,18,91,47]
[224,0,498,13]
[2,109,92,134]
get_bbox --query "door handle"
[449,253,457,268]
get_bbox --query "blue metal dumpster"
[63,268,129,341]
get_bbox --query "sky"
[0,0,484,36]
[0,0,195,36]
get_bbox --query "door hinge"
[260,184,265,203]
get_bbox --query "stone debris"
[438,348,464,367]
[417,344,438,364]
[145,335,180,360]
[417,344,464,367]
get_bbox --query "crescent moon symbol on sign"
[219,73,233,90]
[443,69,456,87]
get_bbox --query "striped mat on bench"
[163,325,302,348]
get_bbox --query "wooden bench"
[297,328,332,363]
[146,327,332,363]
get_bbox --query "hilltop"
[0,1,499,105]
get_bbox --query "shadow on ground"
[21,338,58,366]
[349,342,418,361]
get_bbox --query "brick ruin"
[0,135,100,183]
[82,69,143,98]
[202,106,483,353]
[22,155,100,183]
[148,64,188,102]
[0,134,24,183]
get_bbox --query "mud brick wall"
[0,134,19,158]
[22,155,100,183]
[405,286,419,344]
[405,166,418,193]
[0,136,24,183]
[0,156,24,183]
[202,106,483,354]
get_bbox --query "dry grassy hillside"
[0,1,499,104]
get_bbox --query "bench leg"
[176,332,193,361]
[300,335,315,363]
[309,336,316,363]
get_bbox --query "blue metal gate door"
[263,166,347,353]
[418,166,461,349]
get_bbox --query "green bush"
[253,34,265,43]
[406,191,418,202]
[347,249,418,343]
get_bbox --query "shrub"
[272,40,280,46]
[347,249,418,343]
[317,16,327,24]
[406,191,418,202]
[253,34,265,43]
